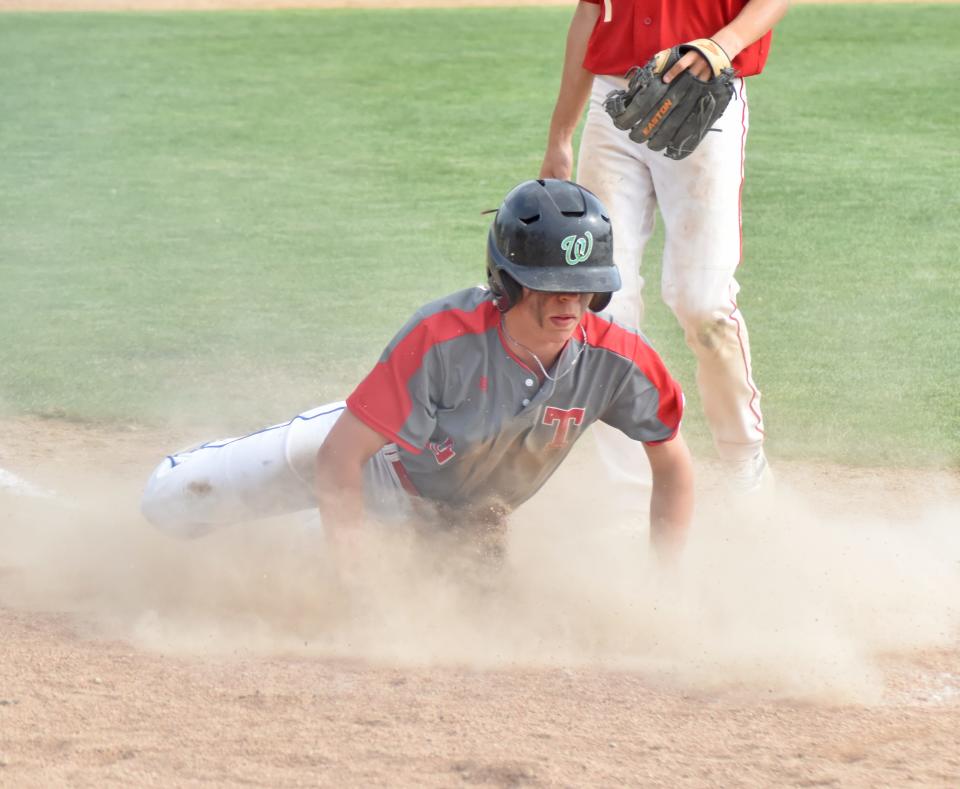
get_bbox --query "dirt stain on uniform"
[187,480,212,496]
[696,317,731,351]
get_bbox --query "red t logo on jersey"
[542,407,586,449]
[428,437,456,465]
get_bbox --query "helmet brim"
[488,235,622,295]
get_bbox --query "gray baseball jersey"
[347,287,683,514]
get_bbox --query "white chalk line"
[0,466,59,500]
[0,466,90,514]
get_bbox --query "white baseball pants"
[141,402,409,538]
[579,75,765,476]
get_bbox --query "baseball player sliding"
[141,180,694,567]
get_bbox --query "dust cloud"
[1,447,958,705]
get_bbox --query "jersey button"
[524,378,535,387]
[643,16,652,25]
[521,398,531,407]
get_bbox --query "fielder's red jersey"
[580,0,773,78]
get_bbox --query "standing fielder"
[142,180,694,565]
[540,0,789,492]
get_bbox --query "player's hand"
[663,32,740,84]
[662,48,713,83]
[539,141,574,181]
[326,523,372,589]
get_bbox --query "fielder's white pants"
[579,75,765,476]
[141,402,409,539]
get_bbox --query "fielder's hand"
[539,141,575,182]
[603,39,736,161]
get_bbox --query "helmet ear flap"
[488,268,523,312]
[589,292,613,312]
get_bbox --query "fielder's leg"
[141,403,347,538]
[650,79,766,473]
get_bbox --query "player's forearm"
[647,440,695,562]
[649,477,693,560]
[711,0,789,61]
[545,1,600,147]
[313,408,389,560]
[315,452,366,554]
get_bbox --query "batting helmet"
[486,179,620,312]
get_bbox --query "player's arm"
[540,0,601,180]
[593,324,690,559]
[315,409,388,558]
[664,0,790,83]
[643,433,694,563]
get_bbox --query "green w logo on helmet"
[560,232,594,266]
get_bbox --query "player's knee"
[140,498,218,540]
[140,459,220,540]
[141,499,218,540]
[690,314,738,352]
[666,299,737,352]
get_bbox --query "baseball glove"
[603,38,736,161]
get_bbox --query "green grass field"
[1,5,958,467]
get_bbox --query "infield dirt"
[2,415,959,786]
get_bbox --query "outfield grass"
[1,5,958,466]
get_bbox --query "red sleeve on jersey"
[346,300,500,454]
[582,313,684,443]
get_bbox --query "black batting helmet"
[486,179,620,312]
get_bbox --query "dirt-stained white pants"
[141,403,409,538]
[579,75,765,481]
